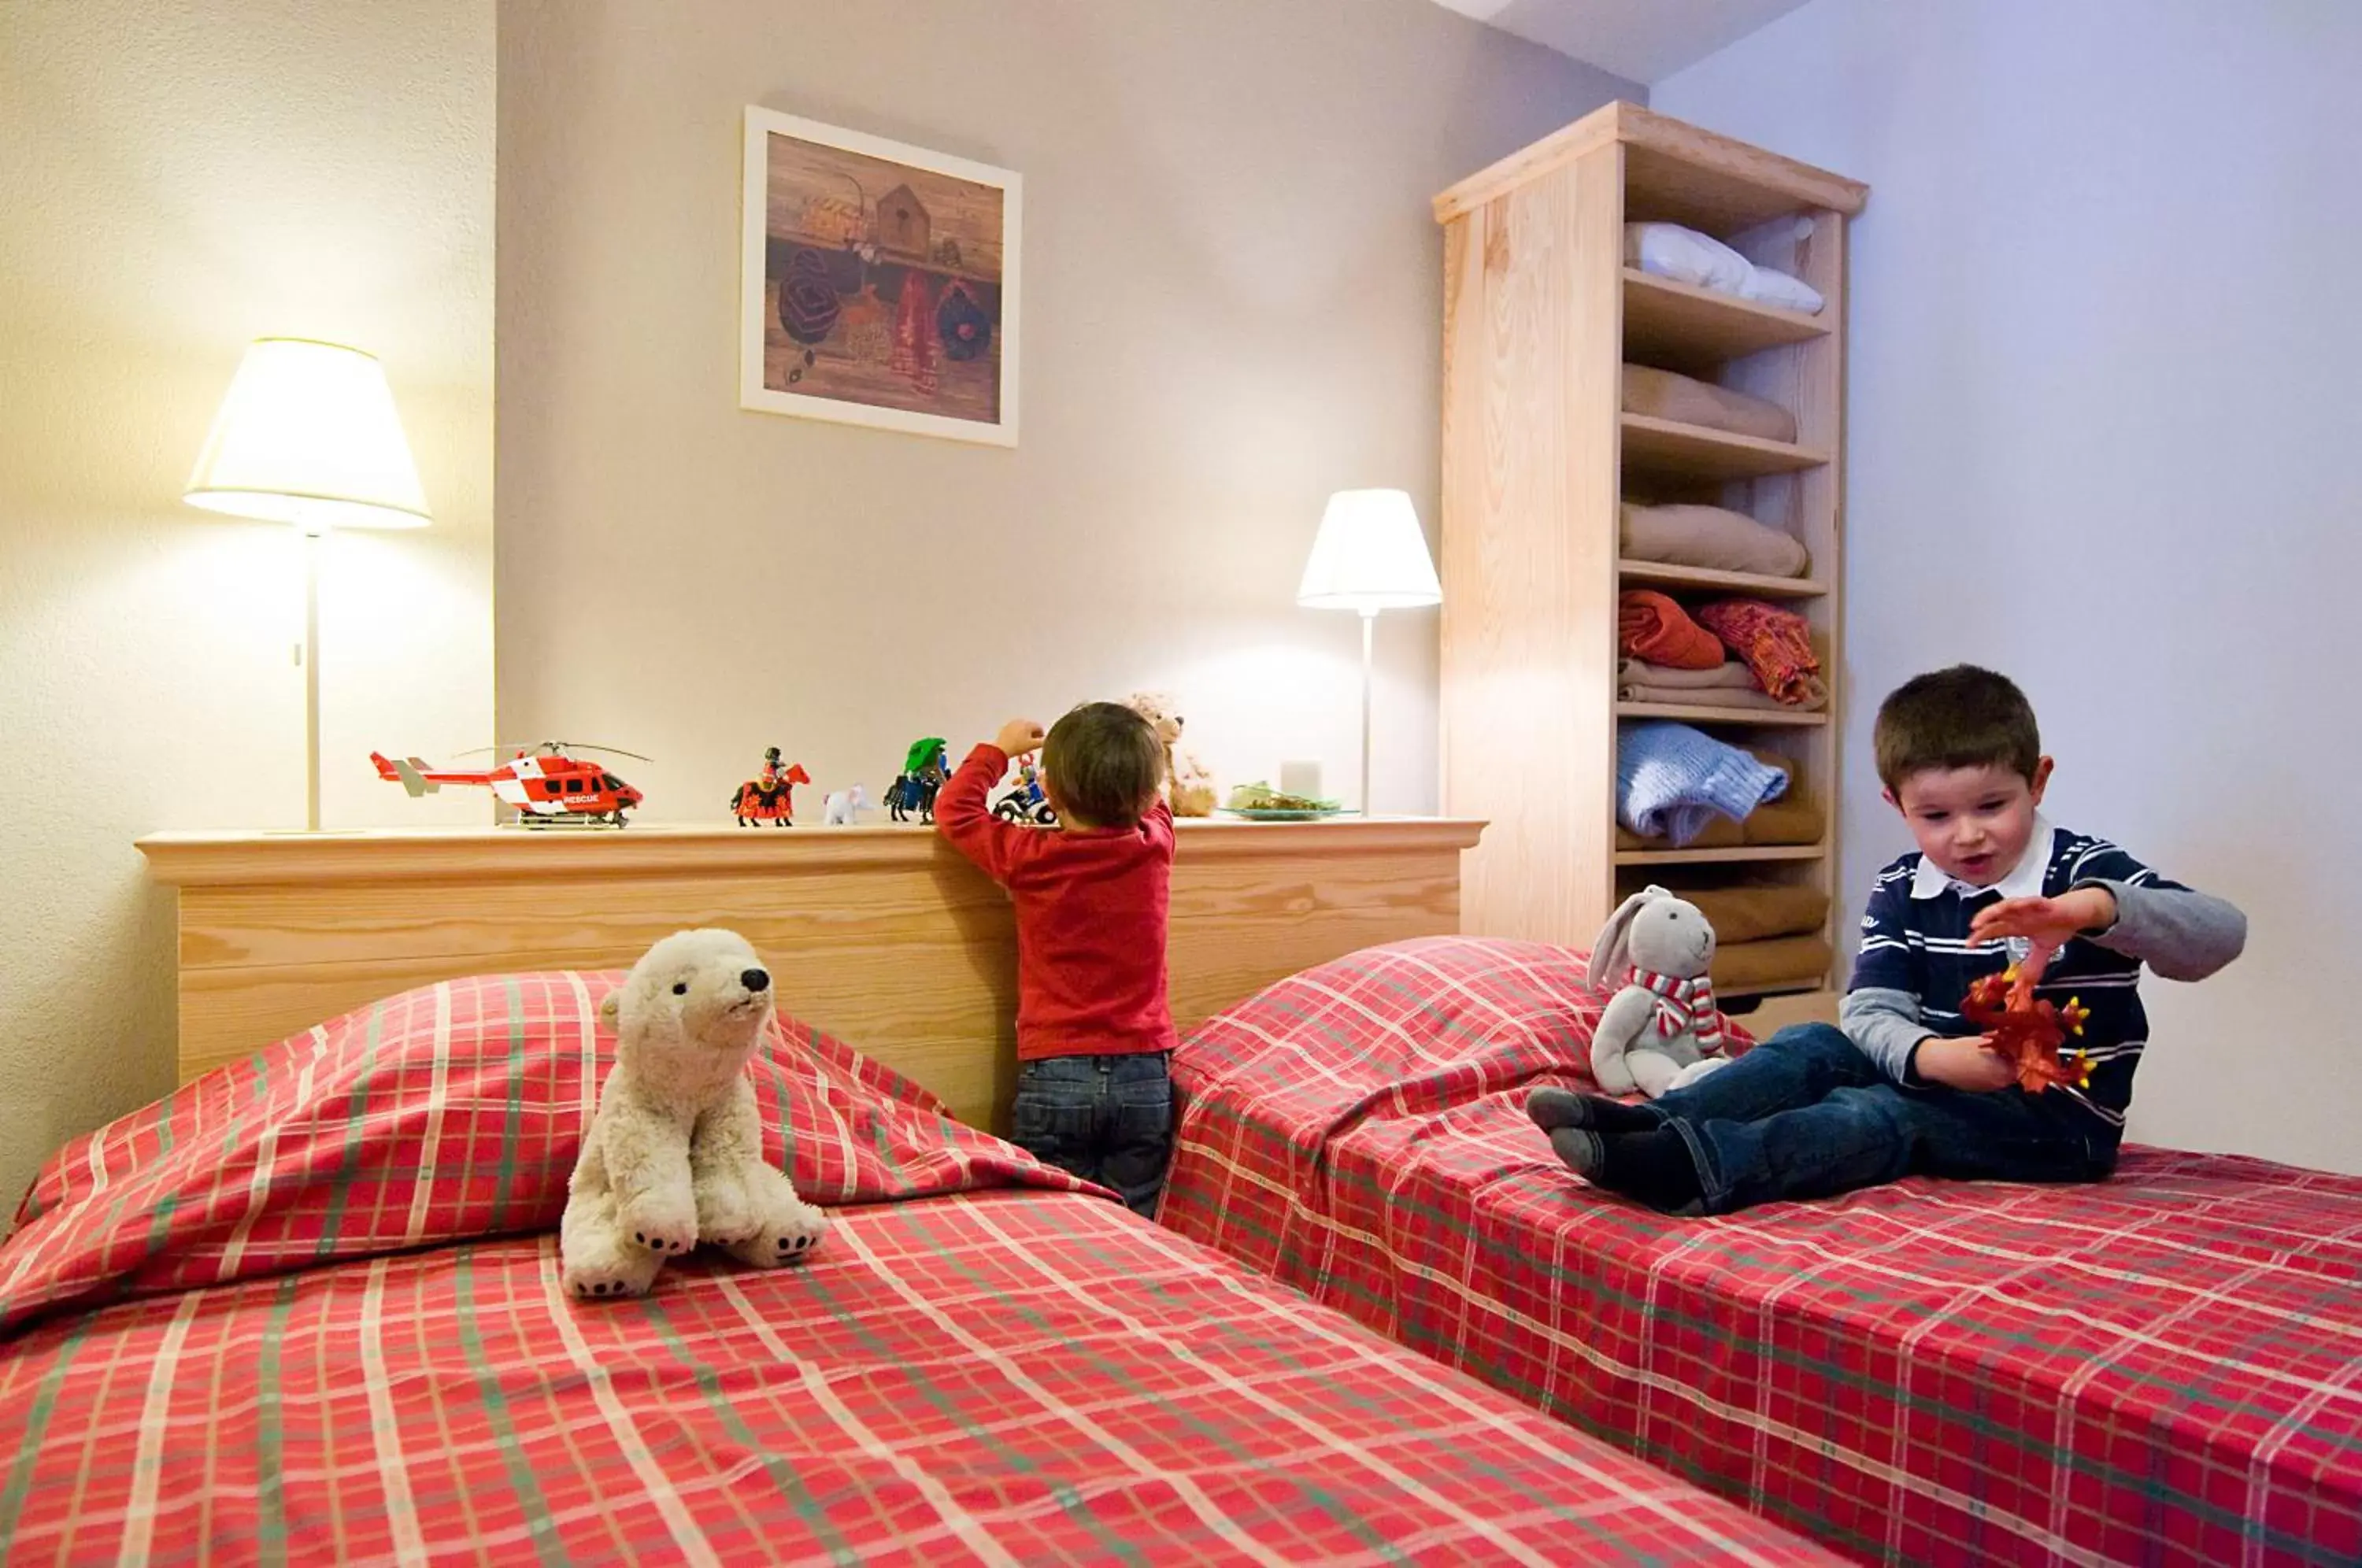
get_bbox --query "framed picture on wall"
[739,107,1021,446]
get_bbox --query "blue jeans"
[1011,1052,1173,1218]
[1646,1024,2115,1215]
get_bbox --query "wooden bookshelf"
[1437,101,1865,1000]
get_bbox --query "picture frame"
[739,107,1021,446]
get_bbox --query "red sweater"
[935,744,1177,1061]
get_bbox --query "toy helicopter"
[371,741,648,828]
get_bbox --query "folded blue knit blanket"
[1616,721,1789,846]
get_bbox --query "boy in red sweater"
[935,703,1176,1215]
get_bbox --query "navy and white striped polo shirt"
[1850,822,2177,1131]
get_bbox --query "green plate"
[1222,807,1349,822]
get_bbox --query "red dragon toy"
[1959,941,2094,1093]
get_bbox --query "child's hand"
[1914,1035,2018,1093]
[993,719,1046,758]
[1968,887,2116,948]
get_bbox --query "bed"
[1162,937,2362,1567]
[0,968,1838,1565]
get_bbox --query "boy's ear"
[2029,755,2054,804]
[1882,786,1902,812]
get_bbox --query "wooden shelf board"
[1621,269,1827,370]
[1620,414,1828,482]
[1616,701,1829,727]
[1616,560,1827,598]
[1615,844,1826,867]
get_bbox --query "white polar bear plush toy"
[561,927,829,1300]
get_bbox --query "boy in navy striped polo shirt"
[1532,665,2246,1214]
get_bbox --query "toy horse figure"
[729,748,811,827]
[886,738,950,823]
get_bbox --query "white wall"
[0,0,496,1215]
[1657,0,2362,1170]
[497,0,1636,825]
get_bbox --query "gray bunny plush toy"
[1583,885,1731,1099]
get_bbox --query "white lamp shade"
[1296,489,1442,612]
[184,338,431,530]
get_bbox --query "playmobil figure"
[992,753,1058,827]
[886,738,950,823]
[729,747,811,827]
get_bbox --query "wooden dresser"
[139,816,1483,1130]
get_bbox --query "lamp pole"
[1360,608,1375,818]
[302,527,322,832]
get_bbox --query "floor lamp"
[183,338,433,831]
[1295,489,1443,817]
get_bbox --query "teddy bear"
[1572,884,1732,1100]
[560,927,829,1300]
[1125,691,1216,817]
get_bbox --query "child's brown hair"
[1043,702,1165,827]
[1873,665,2042,792]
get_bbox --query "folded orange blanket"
[1618,590,1723,671]
[1694,598,1820,704]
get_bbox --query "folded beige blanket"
[1623,364,1797,444]
[1618,657,1756,690]
[1685,886,1831,945]
[1616,660,1827,710]
[1621,501,1809,579]
[1711,935,1834,993]
[1620,681,1828,712]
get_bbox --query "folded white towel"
[1738,268,1825,314]
[1627,222,1824,316]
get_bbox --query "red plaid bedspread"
[1164,937,2362,1567]
[0,1190,1837,1566]
[2,970,1096,1336]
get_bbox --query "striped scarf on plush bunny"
[1631,967,1724,1050]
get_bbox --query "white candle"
[1279,760,1323,801]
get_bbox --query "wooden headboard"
[137,818,1483,1130]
